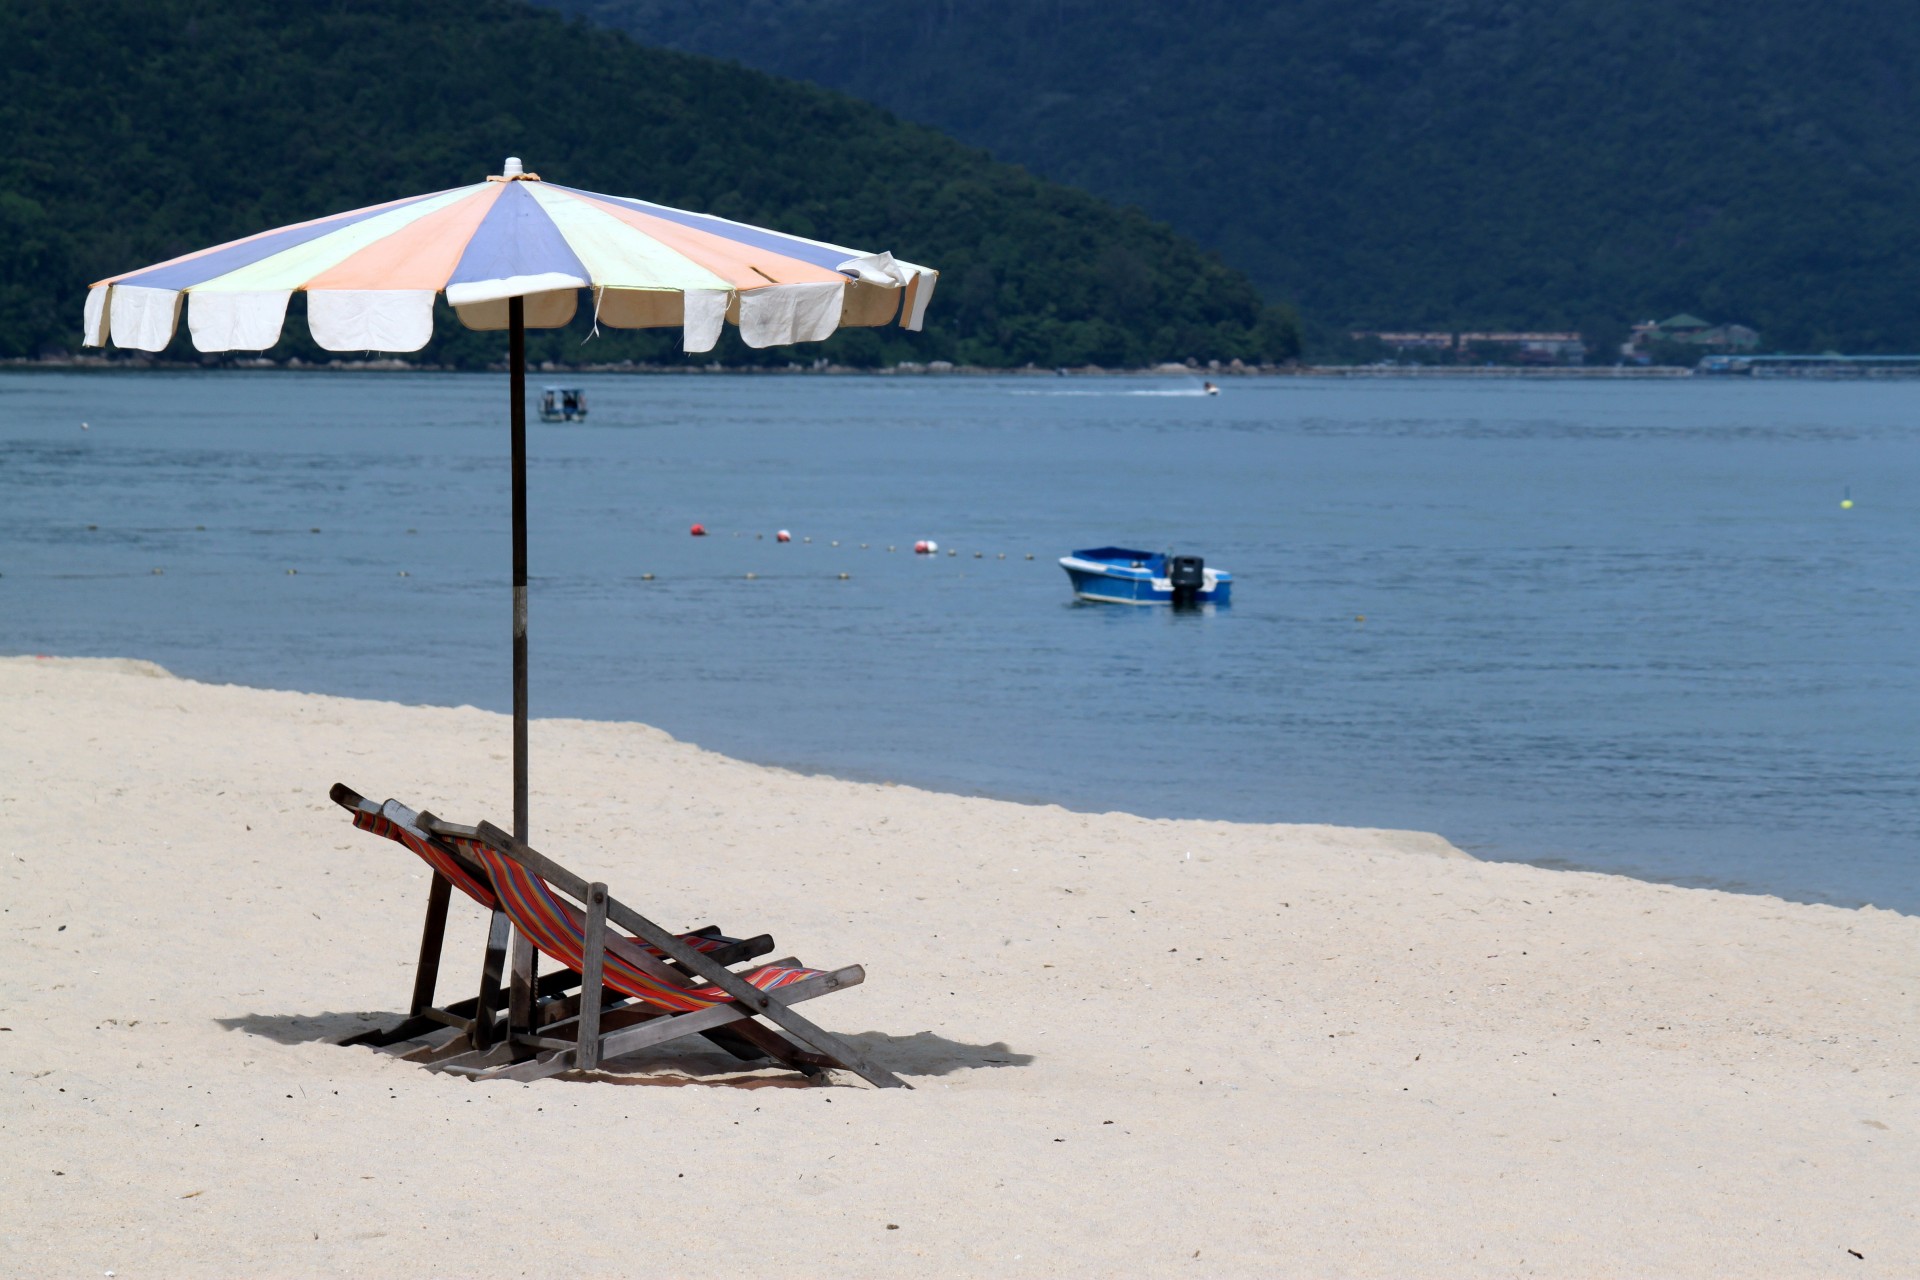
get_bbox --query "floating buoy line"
[104,517,1039,583]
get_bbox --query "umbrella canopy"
[82,158,936,355]
[79,157,937,857]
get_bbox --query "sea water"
[2,370,1914,911]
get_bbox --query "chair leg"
[467,909,512,1050]
[575,883,610,1072]
[407,874,453,1016]
[507,932,538,1059]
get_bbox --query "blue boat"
[1059,547,1232,606]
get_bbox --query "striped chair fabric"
[352,809,497,907]
[349,809,746,966]
[463,838,822,1014]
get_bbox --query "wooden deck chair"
[414,813,909,1089]
[329,783,772,1052]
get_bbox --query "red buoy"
[776,529,792,543]
[914,539,938,555]
[690,523,707,536]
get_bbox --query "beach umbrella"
[81,157,937,847]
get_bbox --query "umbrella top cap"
[489,156,541,183]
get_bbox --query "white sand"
[2,654,1915,1276]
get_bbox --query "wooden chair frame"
[329,784,771,1054]
[415,814,909,1089]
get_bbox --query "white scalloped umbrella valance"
[82,158,937,354]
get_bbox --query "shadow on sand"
[217,1013,1032,1088]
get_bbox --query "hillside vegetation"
[0,0,1297,368]
[549,0,1920,352]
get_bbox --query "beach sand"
[2,655,1915,1276]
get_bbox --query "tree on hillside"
[0,0,1298,368]
[549,0,1920,352]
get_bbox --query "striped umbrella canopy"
[78,157,938,875]
[82,158,936,354]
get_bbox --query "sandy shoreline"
[2,655,1915,1276]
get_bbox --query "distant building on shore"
[1624,314,1761,362]
[1352,331,1455,353]
[1348,330,1586,365]
[1458,332,1586,364]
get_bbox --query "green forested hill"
[545,0,1920,352]
[0,0,1296,368]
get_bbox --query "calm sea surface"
[2,370,1914,911]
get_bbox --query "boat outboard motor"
[1168,554,1205,607]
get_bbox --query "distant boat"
[539,385,587,423]
[1059,547,1231,605]
[1203,380,1220,395]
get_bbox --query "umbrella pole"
[510,297,529,841]
[507,296,537,1041]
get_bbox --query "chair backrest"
[463,839,726,1014]
[330,784,498,909]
